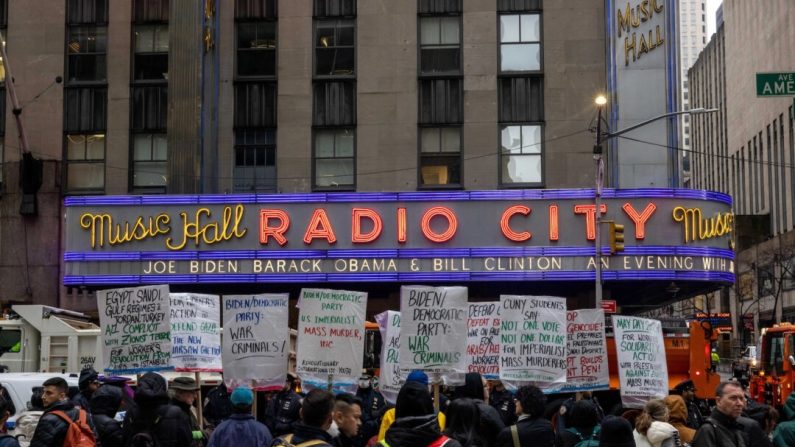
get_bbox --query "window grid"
[500,124,543,186]
[234,129,276,192]
[314,19,355,78]
[499,13,541,73]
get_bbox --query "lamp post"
[591,95,717,308]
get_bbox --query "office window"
[131,86,167,130]
[420,127,460,186]
[315,0,355,17]
[237,22,276,78]
[419,79,462,124]
[0,0,5,190]
[315,19,355,77]
[235,82,277,128]
[419,0,460,13]
[66,134,105,190]
[501,125,542,185]
[500,14,540,72]
[315,129,354,188]
[499,76,542,122]
[420,17,460,75]
[67,27,107,82]
[234,129,276,192]
[68,0,107,24]
[133,25,168,80]
[236,0,277,19]
[314,81,355,126]
[131,134,167,188]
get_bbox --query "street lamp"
[592,96,718,307]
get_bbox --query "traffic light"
[609,222,625,254]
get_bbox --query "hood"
[134,372,169,407]
[663,395,688,424]
[90,384,123,417]
[783,392,795,421]
[645,421,676,445]
[78,367,99,390]
[385,414,443,447]
[455,372,484,400]
[394,382,433,419]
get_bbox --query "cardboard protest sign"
[467,302,500,379]
[375,310,402,404]
[222,294,289,390]
[296,288,368,391]
[545,309,609,392]
[499,295,567,383]
[98,285,172,374]
[399,286,468,382]
[612,315,668,407]
[169,293,221,372]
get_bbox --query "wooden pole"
[327,373,333,392]
[251,380,257,418]
[433,380,440,412]
[195,372,204,429]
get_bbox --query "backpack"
[0,433,21,447]
[272,434,329,447]
[378,435,452,447]
[566,425,601,447]
[124,409,166,447]
[50,409,97,447]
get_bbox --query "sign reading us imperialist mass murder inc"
[169,293,222,372]
[613,315,668,407]
[98,284,172,374]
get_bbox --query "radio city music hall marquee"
[63,189,735,286]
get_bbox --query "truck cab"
[749,323,795,408]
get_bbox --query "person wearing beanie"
[72,366,100,410]
[692,381,746,447]
[495,385,554,447]
[633,399,681,447]
[207,386,272,447]
[381,381,462,447]
[453,372,505,447]
[663,395,695,445]
[600,415,636,447]
[377,371,446,442]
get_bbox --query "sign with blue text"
[169,293,221,372]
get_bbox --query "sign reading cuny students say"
[550,309,609,392]
[296,288,368,390]
[170,293,221,372]
[399,286,468,377]
[98,284,172,374]
[222,294,289,390]
[467,302,500,379]
[499,295,567,383]
[612,315,668,407]
[376,310,402,404]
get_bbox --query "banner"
[467,302,500,379]
[499,295,567,383]
[98,285,172,374]
[612,315,668,407]
[222,294,289,390]
[296,288,368,391]
[546,309,609,392]
[169,293,221,372]
[375,310,402,404]
[399,286,468,382]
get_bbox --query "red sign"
[601,300,617,314]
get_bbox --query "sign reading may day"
[296,289,368,390]
[499,295,567,383]
[467,302,500,379]
[548,309,609,392]
[376,310,402,404]
[222,294,289,390]
[400,286,468,379]
[98,284,172,374]
[169,293,221,372]
[612,315,668,408]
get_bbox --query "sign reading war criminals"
[98,284,172,374]
[467,302,501,379]
[169,293,221,372]
[499,295,567,383]
[222,294,289,390]
[613,315,669,407]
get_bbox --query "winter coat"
[383,414,463,447]
[773,393,795,447]
[203,383,233,429]
[495,416,555,447]
[556,425,598,447]
[377,408,445,441]
[264,389,302,438]
[90,385,124,447]
[664,395,696,444]
[633,421,680,447]
[29,399,99,447]
[172,397,206,446]
[692,409,746,447]
[488,388,516,427]
[356,388,387,444]
[278,422,336,447]
[123,372,193,447]
[207,413,272,447]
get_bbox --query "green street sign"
[757,72,795,96]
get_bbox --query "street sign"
[601,300,617,314]
[756,72,795,96]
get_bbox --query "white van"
[0,373,79,418]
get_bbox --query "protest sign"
[296,288,368,391]
[98,285,172,374]
[170,293,221,372]
[612,315,668,407]
[499,295,567,383]
[399,286,468,382]
[376,310,402,404]
[222,294,289,390]
[466,302,500,379]
[545,309,609,392]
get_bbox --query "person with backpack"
[123,372,193,447]
[265,373,303,438]
[207,386,272,447]
[90,384,124,446]
[15,387,44,444]
[556,400,600,447]
[272,388,336,447]
[381,381,462,447]
[494,385,554,447]
[0,396,20,447]
[29,376,99,447]
[633,400,681,447]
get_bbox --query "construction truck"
[749,322,795,408]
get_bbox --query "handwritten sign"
[467,302,500,379]
[222,294,289,390]
[545,309,609,392]
[376,310,402,404]
[97,285,172,374]
[296,288,368,390]
[613,315,668,407]
[170,293,221,372]
[499,295,567,383]
[399,286,468,379]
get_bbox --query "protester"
[171,377,206,446]
[453,373,505,447]
[663,395,695,445]
[203,382,234,431]
[488,380,516,427]
[274,388,336,447]
[557,399,601,447]
[123,372,193,447]
[599,415,637,447]
[356,375,386,446]
[0,396,20,447]
[632,399,681,447]
[443,398,484,447]
[72,366,101,410]
[333,393,363,447]
[377,371,446,441]
[14,387,45,444]
[29,376,99,447]
[207,386,272,447]
[90,384,124,446]
[673,380,706,430]
[381,381,462,447]
[495,385,554,447]
[692,381,746,447]
[773,392,795,447]
[264,373,303,438]
[557,392,605,432]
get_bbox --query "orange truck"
[749,322,795,408]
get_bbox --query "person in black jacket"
[90,384,124,446]
[444,398,485,447]
[123,372,193,447]
[265,373,303,437]
[383,381,462,447]
[556,400,600,447]
[692,381,747,447]
[488,381,516,427]
[72,366,101,410]
[275,389,336,447]
[453,373,505,447]
[355,375,386,446]
[29,376,100,447]
[203,382,233,430]
[495,385,554,447]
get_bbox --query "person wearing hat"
[600,415,637,447]
[265,372,303,437]
[377,371,447,442]
[488,380,516,426]
[673,379,706,429]
[355,374,386,446]
[207,386,272,447]
[171,377,206,446]
[72,366,101,410]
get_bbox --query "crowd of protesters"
[2,367,794,447]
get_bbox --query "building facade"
[677,0,708,187]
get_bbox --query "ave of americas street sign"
[756,72,795,96]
